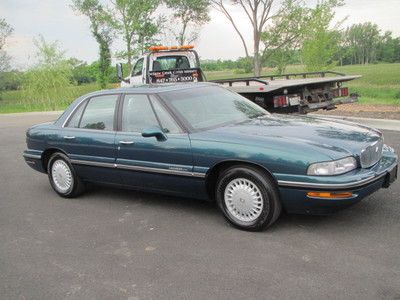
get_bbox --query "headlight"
[307,157,357,175]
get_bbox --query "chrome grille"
[360,138,383,168]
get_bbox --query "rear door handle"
[63,136,75,140]
[119,140,134,145]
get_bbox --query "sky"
[2,0,400,68]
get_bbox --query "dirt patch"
[313,103,400,120]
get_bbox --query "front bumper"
[277,150,398,215]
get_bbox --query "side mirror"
[142,126,167,141]
[116,63,123,81]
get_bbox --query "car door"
[129,57,145,84]
[115,93,197,195]
[55,94,121,184]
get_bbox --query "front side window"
[122,95,159,132]
[161,86,268,131]
[150,96,182,134]
[132,58,144,76]
[78,95,118,130]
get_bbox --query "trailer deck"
[212,74,361,94]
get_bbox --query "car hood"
[192,114,382,160]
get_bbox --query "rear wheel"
[47,152,85,198]
[216,165,281,231]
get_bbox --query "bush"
[22,63,74,110]
[20,36,75,110]
[0,71,23,91]
[71,62,97,85]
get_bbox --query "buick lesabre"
[23,83,398,230]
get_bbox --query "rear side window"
[66,102,86,128]
[78,95,118,130]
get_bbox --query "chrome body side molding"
[70,159,206,178]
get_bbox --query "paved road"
[0,113,399,300]
[311,113,400,131]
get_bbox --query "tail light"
[340,87,349,97]
[273,95,288,108]
[332,87,349,98]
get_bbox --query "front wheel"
[216,166,281,231]
[47,152,85,198]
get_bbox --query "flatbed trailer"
[210,71,360,113]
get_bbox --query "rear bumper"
[305,96,358,111]
[23,150,46,173]
[277,152,398,215]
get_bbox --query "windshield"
[153,55,191,71]
[161,86,269,131]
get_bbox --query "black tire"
[216,165,281,231]
[47,152,85,198]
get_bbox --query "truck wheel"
[47,152,85,198]
[216,165,281,231]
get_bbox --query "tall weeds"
[21,36,74,110]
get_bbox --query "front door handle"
[119,140,134,145]
[63,136,75,140]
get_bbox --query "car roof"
[88,82,217,97]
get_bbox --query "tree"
[261,0,308,74]
[302,30,341,71]
[165,0,210,45]
[337,24,400,65]
[72,0,113,88]
[301,0,343,71]
[108,0,162,69]
[0,49,11,72]
[212,0,342,75]
[343,23,381,65]
[0,19,12,50]
[378,32,400,63]
[0,19,13,72]
[212,0,291,76]
[67,58,97,84]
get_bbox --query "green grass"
[0,83,116,113]
[1,63,399,113]
[332,64,400,105]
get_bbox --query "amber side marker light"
[307,191,354,199]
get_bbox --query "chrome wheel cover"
[51,159,73,193]
[224,178,264,222]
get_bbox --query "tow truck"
[117,45,360,114]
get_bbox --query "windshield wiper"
[249,113,266,119]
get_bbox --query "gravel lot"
[315,103,400,120]
[0,112,399,300]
